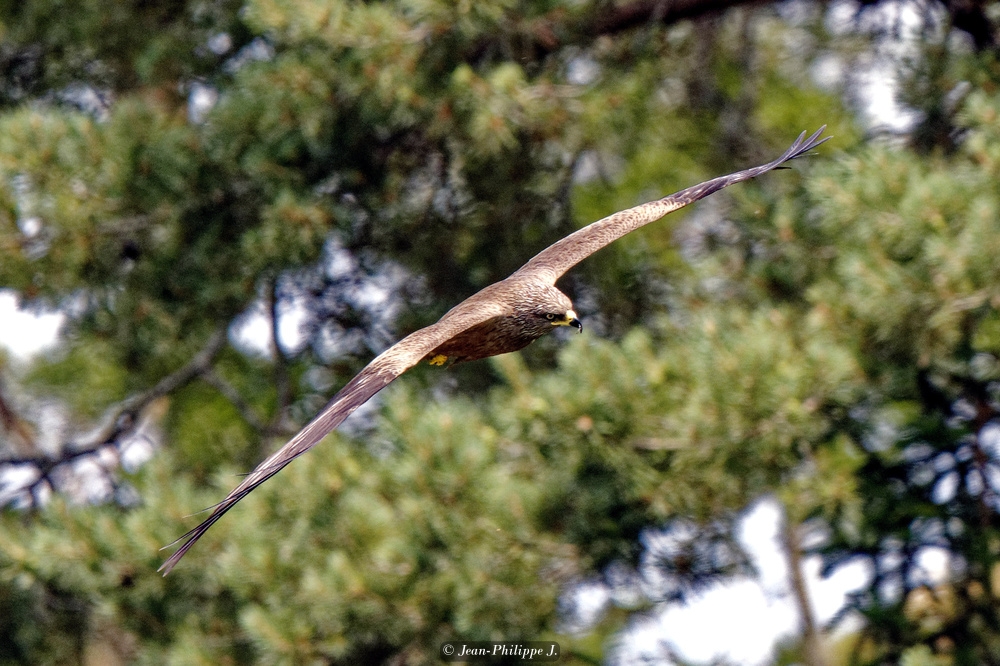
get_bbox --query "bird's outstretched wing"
[158,304,503,574]
[160,128,829,574]
[512,127,830,285]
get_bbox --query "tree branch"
[88,326,229,450]
[467,0,769,63]
[0,326,229,506]
[201,368,268,434]
[266,274,291,429]
[781,516,828,666]
[0,368,37,455]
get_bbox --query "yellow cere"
[554,310,578,325]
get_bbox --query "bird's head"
[541,309,583,332]
[511,282,582,336]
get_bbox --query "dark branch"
[467,0,769,63]
[90,326,229,449]
[201,368,268,434]
[266,274,291,428]
[0,327,229,506]
[0,369,36,454]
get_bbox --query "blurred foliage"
[3,0,1000,664]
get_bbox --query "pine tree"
[2,1,999,663]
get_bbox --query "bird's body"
[159,127,830,574]
[424,279,577,365]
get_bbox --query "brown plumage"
[159,127,829,574]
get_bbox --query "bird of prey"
[159,127,829,574]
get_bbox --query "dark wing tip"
[157,363,407,575]
[777,125,831,165]
[156,458,303,575]
[157,511,223,575]
[664,125,832,205]
[157,484,262,575]
[158,539,194,576]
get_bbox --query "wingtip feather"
[777,126,832,166]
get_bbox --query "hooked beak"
[566,310,583,333]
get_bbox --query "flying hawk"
[159,127,829,574]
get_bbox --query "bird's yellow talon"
[429,354,448,366]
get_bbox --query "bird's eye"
[545,313,556,321]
